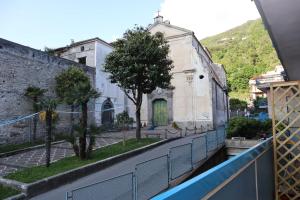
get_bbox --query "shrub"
[229,98,247,110]
[227,117,271,139]
[116,111,134,130]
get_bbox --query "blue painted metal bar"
[151,138,273,200]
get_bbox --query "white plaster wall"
[60,43,96,67]
[190,40,213,122]
[148,23,216,128]
[94,41,127,125]
[140,94,148,125]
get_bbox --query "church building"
[54,38,129,126]
[140,15,229,129]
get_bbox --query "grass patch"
[5,138,160,183]
[0,185,20,200]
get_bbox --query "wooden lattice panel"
[271,81,300,200]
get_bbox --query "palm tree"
[24,86,46,142]
[56,67,100,159]
[40,98,57,167]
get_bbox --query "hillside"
[201,19,280,100]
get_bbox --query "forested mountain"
[201,19,280,100]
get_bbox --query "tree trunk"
[135,107,141,139]
[33,97,38,142]
[135,91,143,140]
[45,110,52,167]
[32,115,37,142]
[70,104,75,137]
[79,102,88,159]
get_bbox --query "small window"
[78,57,86,65]
[80,46,84,52]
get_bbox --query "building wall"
[94,41,128,124]
[146,22,228,129]
[59,42,96,67]
[0,38,96,144]
[56,40,133,125]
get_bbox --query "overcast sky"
[0,0,261,49]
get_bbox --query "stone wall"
[0,38,96,144]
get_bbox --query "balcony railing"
[152,137,274,200]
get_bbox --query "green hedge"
[227,117,272,139]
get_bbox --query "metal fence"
[152,137,274,200]
[206,131,217,152]
[66,173,134,200]
[0,113,41,145]
[66,125,226,200]
[170,143,192,180]
[192,135,207,164]
[135,155,169,200]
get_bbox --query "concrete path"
[31,134,200,200]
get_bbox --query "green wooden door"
[153,99,168,126]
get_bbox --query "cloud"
[160,0,260,40]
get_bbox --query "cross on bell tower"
[154,9,163,23]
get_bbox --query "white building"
[54,38,131,125]
[249,65,285,101]
[140,16,229,129]
[248,65,286,114]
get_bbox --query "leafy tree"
[227,117,272,139]
[55,67,100,159]
[229,98,247,110]
[24,86,47,142]
[116,111,134,130]
[39,98,57,167]
[104,26,173,139]
[44,47,55,55]
[55,66,86,136]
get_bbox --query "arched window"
[101,98,114,125]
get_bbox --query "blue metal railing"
[152,137,274,200]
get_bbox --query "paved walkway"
[0,129,182,176]
[31,134,201,200]
[0,137,122,176]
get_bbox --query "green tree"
[40,98,58,167]
[24,86,46,142]
[229,98,247,110]
[55,67,100,159]
[104,26,173,139]
[116,111,134,130]
[55,66,85,136]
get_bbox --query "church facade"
[140,16,229,129]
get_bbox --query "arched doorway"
[101,98,114,125]
[153,99,168,126]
